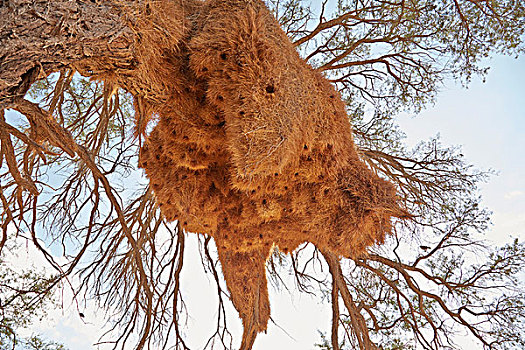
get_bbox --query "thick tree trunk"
[0,0,135,108]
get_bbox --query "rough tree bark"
[0,0,135,108]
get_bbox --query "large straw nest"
[133,0,405,337]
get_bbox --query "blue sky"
[397,54,525,246]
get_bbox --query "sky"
[7,44,525,350]
[397,54,525,247]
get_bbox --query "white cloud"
[504,190,524,200]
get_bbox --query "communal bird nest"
[131,0,405,346]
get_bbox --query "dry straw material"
[136,0,405,341]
